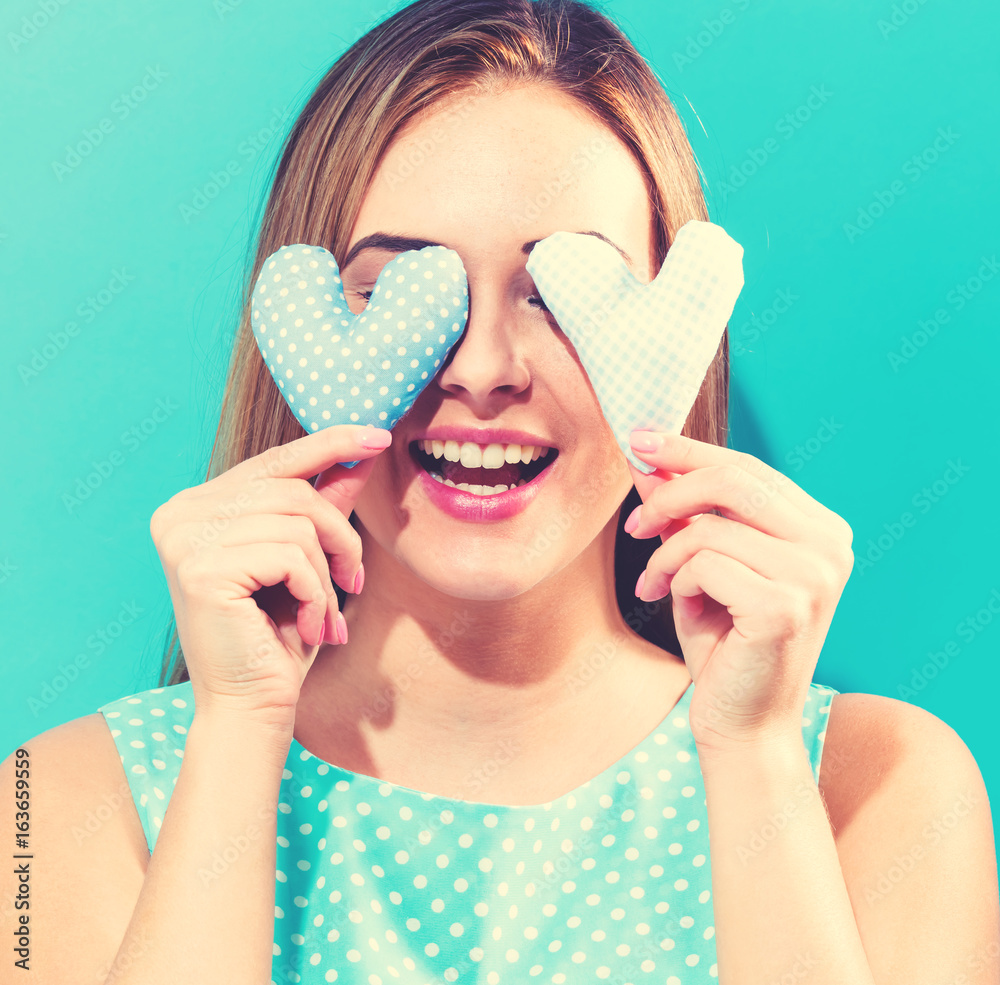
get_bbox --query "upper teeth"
[417,439,551,469]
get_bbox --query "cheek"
[543,336,600,405]
[557,344,603,414]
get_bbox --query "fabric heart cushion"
[251,222,743,477]
[526,219,745,475]
[250,243,469,468]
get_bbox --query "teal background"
[2,0,997,854]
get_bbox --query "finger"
[667,548,771,619]
[630,464,812,542]
[231,423,392,516]
[167,478,364,593]
[627,457,679,510]
[630,431,838,526]
[638,513,775,601]
[218,542,331,649]
[312,453,380,518]
[193,514,344,614]
[238,482,362,593]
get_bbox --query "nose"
[433,283,532,408]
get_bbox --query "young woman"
[6,0,997,983]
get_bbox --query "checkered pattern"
[526,219,744,474]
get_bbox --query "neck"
[298,513,675,755]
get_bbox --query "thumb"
[312,453,381,517]
[627,459,669,506]
[627,460,703,547]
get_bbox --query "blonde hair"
[159,0,728,686]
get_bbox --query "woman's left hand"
[625,428,855,753]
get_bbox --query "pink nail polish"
[629,431,660,452]
[353,562,365,595]
[335,611,349,646]
[635,570,647,598]
[357,427,392,449]
[624,505,642,534]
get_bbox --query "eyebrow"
[339,229,633,271]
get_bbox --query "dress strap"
[97,681,195,854]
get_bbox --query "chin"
[406,535,551,601]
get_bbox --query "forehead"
[350,83,654,277]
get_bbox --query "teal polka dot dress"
[98,678,838,983]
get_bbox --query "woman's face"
[342,82,656,601]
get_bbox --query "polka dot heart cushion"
[250,243,469,468]
[526,219,745,475]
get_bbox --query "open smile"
[409,438,559,495]
[407,438,561,521]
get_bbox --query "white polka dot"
[100,629,829,978]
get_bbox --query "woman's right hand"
[149,423,392,726]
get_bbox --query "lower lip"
[410,447,558,522]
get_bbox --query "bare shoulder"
[1,713,148,981]
[817,691,999,984]
[818,690,989,831]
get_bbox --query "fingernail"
[357,426,392,449]
[635,570,647,599]
[630,430,660,452]
[624,505,642,534]
[335,611,349,646]
[353,562,365,595]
